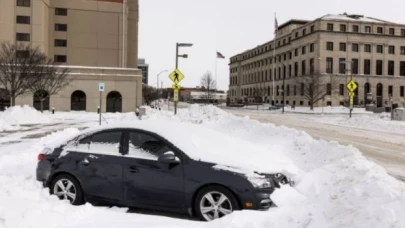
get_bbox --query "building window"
[339,43,346,52]
[365,44,371,53]
[352,25,359,32]
[295,32,299,38]
[365,26,371,33]
[54,55,67,63]
[301,60,306,75]
[376,45,383,54]
[311,25,314,33]
[364,59,371,75]
[339,84,344,96]
[289,64,292,77]
[302,46,306,55]
[294,85,297,96]
[401,46,405,55]
[389,46,395,54]
[303,29,306,35]
[289,51,292,59]
[55,39,67,47]
[16,33,30,41]
[389,28,395,35]
[388,86,393,96]
[55,24,67,31]
[301,83,304,96]
[400,86,404,97]
[402,29,405,37]
[310,58,314,74]
[339,58,346,74]
[16,15,30,24]
[388,61,395,76]
[340,24,346,32]
[283,39,286,45]
[55,8,67,16]
[284,54,287,61]
[326,57,333,74]
[376,60,383,75]
[326,42,334,51]
[16,50,29,58]
[377,27,383,34]
[327,23,334,31]
[278,41,281,47]
[326,84,331,95]
[294,62,298,77]
[401,62,405,76]
[295,48,298,56]
[352,43,359,52]
[17,0,30,7]
[310,43,314,52]
[352,59,359,74]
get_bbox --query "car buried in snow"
[36,121,291,221]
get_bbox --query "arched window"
[71,90,86,111]
[106,91,122,113]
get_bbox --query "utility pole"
[175,43,179,115]
[173,42,193,115]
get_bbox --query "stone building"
[229,13,405,108]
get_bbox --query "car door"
[74,130,125,202]
[122,130,185,209]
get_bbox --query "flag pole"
[272,12,276,106]
[215,54,218,92]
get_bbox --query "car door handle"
[81,159,91,166]
[128,166,138,173]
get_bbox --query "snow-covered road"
[224,108,405,181]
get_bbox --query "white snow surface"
[0,105,405,228]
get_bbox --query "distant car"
[268,104,284,110]
[36,123,289,221]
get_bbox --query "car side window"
[127,131,172,160]
[87,131,122,155]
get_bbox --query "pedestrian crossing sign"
[169,69,184,83]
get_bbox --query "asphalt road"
[223,108,405,182]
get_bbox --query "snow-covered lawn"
[1,105,405,228]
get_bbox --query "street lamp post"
[340,59,353,118]
[157,70,168,109]
[282,75,285,113]
[174,42,193,115]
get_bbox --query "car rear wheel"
[194,186,240,221]
[50,174,84,205]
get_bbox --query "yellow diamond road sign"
[172,83,181,90]
[348,91,355,97]
[347,80,357,92]
[169,69,184,83]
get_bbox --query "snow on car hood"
[71,120,299,176]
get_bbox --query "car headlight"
[247,175,272,188]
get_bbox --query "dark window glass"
[310,58,314,74]
[294,62,298,77]
[339,84,344,95]
[377,27,383,34]
[340,24,346,32]
[302,46,306,55]
[311,25,314,33]
[326,83,331,95]
[92,131,122,144]
[326,42,334,51]
[310,43,314,52]
[389,46,395,54]
[388,86,393,96]
[295,32,299,38]
[401,47,405,55]
[300,83,304,96]
[301,60,306,75]
[377,45,383,54]
[376,60,383,75]
[289,51,292,59]
[16,33,30,41]
[400,86,404,97]
[353,25,359,32]
[352,43,359,52]
[55,24,67,31]
[16,16,30,24]
[327,23,334,31]
[289,64,292,77]
[295,48,298,56]
[128,132,172,159]
[16,50,29,58]
[17,0,30,7]
[389,28,395,35]
[326,57,333,74]
[339,58,346,74]
[54,55,67,63]
[303,29,306,35]
[352,59,359,74]
[55,39,67,47]
[401,62,405,76]
[388,61,395,76]
[364,59,371,75]
[402,29,405,37]
[365,44,371,53]
[339,43,346,52]
[55,8,67,16]
[365,26,371,33]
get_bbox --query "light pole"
[174,42,193,115]
[157,70,168,109]
[340,59,353,118]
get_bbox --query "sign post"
[98,83,105,125]
[168,69,185,115]
[346,80,357,118]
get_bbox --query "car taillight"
[38,153,47,161]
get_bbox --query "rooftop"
[320,13,392,24]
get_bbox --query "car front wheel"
[50,174,84,205]
[195,186,240,221]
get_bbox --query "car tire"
[194,185,240,221]
[50,174,84,205]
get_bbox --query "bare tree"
[294,73,343,110]
[26,63,71,112]
[142,85,158,105]
[253,85,266,110]
[200,71,216,102]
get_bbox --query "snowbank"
[0,105,52,131]
[0,105,405,228]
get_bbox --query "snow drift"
[0,104,404,228]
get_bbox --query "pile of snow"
[0,105,405,228]
[284,106,371,114]
[0,105,52,131]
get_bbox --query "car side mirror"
[158,152,180,163]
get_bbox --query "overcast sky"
[138,0,405,91]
